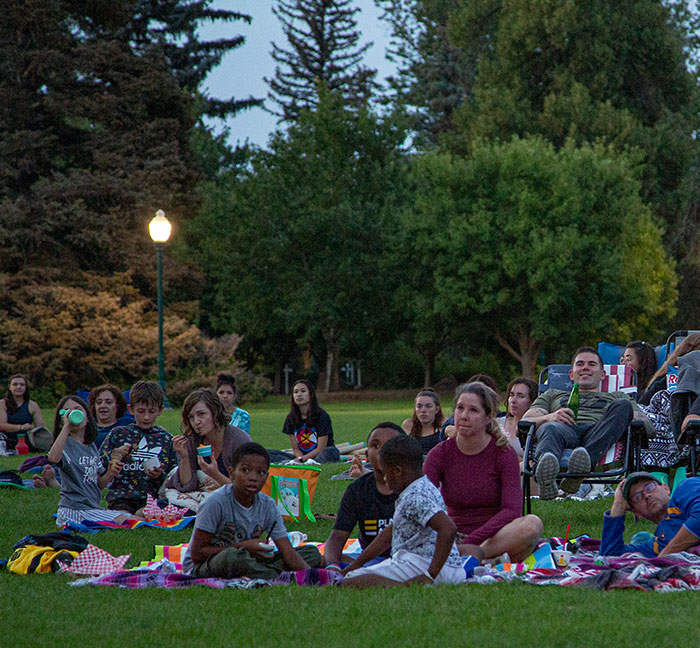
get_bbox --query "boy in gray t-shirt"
[184,442,321,579]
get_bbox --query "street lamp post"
[149,209,172,408]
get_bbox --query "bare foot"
[33,465,59,488]
[43,465,60,488]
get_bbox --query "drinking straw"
[563,524,571,551]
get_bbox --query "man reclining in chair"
[600,471,700,557]
[523,347,651,500]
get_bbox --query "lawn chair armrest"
[630,419,649,449]
[679,419,700,445]
[517,420,536,447]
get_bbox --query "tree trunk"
[423,351,435,388]
[495,329,540,380]
[320,326,341,392]
[273,360,284,395]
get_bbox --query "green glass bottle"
[567,383,580,421]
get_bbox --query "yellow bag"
[8,545,79,574]
[261,464,320,522]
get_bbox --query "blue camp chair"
[597,341,666,370]
[518,363,646,514]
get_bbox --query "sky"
[198,1,398,147]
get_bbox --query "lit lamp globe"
[149,210,172,243]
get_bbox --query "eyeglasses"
[630,481,658,505]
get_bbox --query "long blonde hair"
[646,333,700,390]
[453,382,509,447]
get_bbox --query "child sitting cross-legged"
[183,442,322,579]
[342,435,464,587]
[324,422,403,566]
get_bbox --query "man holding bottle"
[522,347,651,500]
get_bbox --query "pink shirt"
[424,436,521,544]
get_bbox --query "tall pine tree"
[266,0,377,121]
[376,0,475,145]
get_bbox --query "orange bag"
[261,464,320,522]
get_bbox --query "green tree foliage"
[375,0,475,144]
[186,89,406,391]
[0,0,199,289]
[118,0,262,118]
[410,137,677,377]
[447,0,699,229]
[266,0,377,121]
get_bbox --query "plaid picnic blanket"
[70,564,343,589]
[58,544,130,575]
[69,568,269,590]
[470,537,700,592]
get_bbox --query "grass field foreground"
[1,398,696,647]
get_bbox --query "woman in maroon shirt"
[424,382,542,562]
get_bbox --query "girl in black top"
[402,388,444,454]
[282,379,339,463]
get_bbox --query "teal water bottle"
[60,409,85,425]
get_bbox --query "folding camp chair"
[665,329,700,358]
[670,350,700,476]
[518,363,646,514]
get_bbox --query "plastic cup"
[551,549,572,568]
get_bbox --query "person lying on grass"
[600,471,700,557]
[324,422,403,566]
[341,435,464,587]
[48,396,141,526]
[183,442,322,579]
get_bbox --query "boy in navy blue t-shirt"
[324,422,403,565]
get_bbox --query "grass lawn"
[1,397,696,647]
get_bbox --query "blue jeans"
[535,399,633,466]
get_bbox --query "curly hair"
[88,384,127,421]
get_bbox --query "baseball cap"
[622,471,663,506]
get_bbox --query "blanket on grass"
[472,537,700,592]
[61,516,195,534]
[136,537,361,571]
[69,563,343,589]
